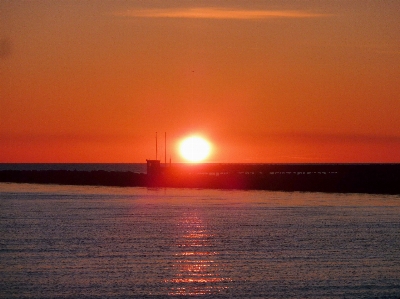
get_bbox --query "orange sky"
[1,1,400,163]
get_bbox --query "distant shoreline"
[1,163,399,194]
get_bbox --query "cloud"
[116,7,329,20]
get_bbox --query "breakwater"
[1,164,399,194]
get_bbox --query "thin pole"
[156,132,158,160]
[165,132,167,166]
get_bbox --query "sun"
[179,136,212,162]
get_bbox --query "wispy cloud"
[116,7,329,20]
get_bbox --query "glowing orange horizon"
[1,2,399,163]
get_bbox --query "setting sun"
[179,136,212,162]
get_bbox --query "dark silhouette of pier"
[1,163,400,194]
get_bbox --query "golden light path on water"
[167,212,230,295]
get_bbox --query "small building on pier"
[146,160,161,176]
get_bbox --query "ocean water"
[1,183,399,298]
[0,163,147,173]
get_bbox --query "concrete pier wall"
[1,164,399,194]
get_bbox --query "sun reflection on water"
[166,212,230,296]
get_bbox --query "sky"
[1,0,400,163]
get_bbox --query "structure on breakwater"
[1,163,400,195]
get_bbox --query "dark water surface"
[0,163,147,173]
[1,183,399,298]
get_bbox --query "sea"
[1,164,400,298]
[0,163,148,174]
